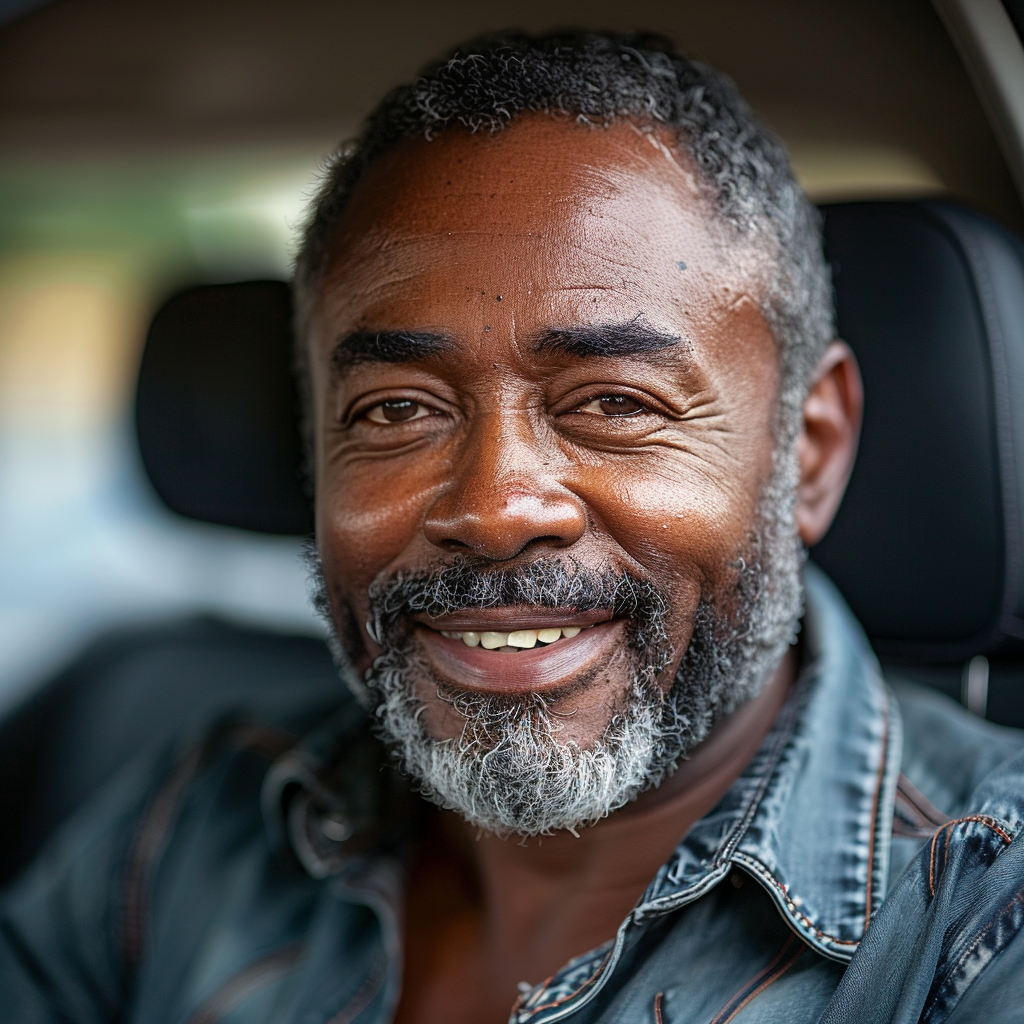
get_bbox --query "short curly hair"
[294,31,834,446]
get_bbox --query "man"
[3,30,1024,1024]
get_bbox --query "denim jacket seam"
[632,685,807,924]
[520,949,613,1016]
[182,941,305,1024]
[718,678,896,960]
[709,935,807,1024]
[715,681,810,869]
[119,722,294,974]
[634,865,733,918]
[863,686,893,932]
[921,890,1024,1024]
[709,934,801,1024]
[731,854,859,953]
[927,816,1014,897]
[514,927,632,1024]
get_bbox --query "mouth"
[437,623,590,651]
[412,608,626,695]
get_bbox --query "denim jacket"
[3,565,1024,1024]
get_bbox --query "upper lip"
[414,607,614,632]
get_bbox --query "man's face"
[307,116,795,832]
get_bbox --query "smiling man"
[309,112,814,842]
[5,30,1024,1024]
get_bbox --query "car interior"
[2,0,1024,889]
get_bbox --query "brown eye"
[578,395,647,417]
[365,399,431,424]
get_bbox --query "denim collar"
[632,563,902,963]
[265,564,901,965]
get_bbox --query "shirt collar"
[634,563,902,962]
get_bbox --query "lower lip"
[414,621,626,695]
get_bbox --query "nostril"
[437,536,475,552]
[423,475,587,559]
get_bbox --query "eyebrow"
[533,319,682,358]
[330,330,453,374]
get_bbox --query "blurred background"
[1,0,1021,709]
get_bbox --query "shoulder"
[133,689,372,882]
[826,680,1024,1021]
[3,687,369,923]
[0,688,366,1020]
[889,676,1024,818]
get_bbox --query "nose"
[423,413,587,560]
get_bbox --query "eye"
[364,399,434,424]
[576,394,648,417]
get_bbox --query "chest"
[132,868,846,1024]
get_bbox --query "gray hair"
[293,31,835,448]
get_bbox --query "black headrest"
[135,279,313,535]
[134,201,1024,660]
[815,201,1024,661]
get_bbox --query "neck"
[433,646,797,985]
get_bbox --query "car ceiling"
[0,0,1022,230]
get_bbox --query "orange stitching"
[184,943,303,1024]
[654,991,664,1024]
[717,943,805,1024]
[957,815,1013,844]
[517,966,559,1012]
[226,722,297,760]
[928,816,1013,897]
[122,745,205,967]
[712,937,798,1019]
[709,936,796,1024]
[525,950,611,1014]
[737,859,860,946]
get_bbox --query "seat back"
[0,617,340,884]
[814,202,1024,716]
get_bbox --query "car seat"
[1,199,1023,886]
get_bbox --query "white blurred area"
[0,151,329,710]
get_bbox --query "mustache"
[366,556,669,651]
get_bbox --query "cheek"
[577,459,749,593]
[315,459,440,628]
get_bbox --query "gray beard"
[308,447,804,838]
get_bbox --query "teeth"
[507,629,538,649]
[439,625,592,651]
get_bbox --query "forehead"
[314,116,756,337]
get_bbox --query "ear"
[795,341,863,546]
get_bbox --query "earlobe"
[795,341,863,546]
